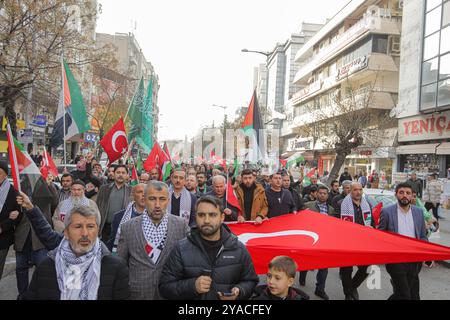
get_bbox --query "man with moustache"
[168,168,197,227]
[118,181,189,300]
[159,195,258,300]
[24,204,129,300]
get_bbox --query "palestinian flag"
[303,168,317,186]
[242,90,265,156]
[286,153,305,169]
[130,166,139,187]
[50,60,91,148]
[7,124,42,192]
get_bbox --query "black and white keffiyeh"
[167,186,192,225]
[59,196,90,217]
[0,178,11,213]
[112,201,135,254]
[55,238,102,300]
[141,212,168,264]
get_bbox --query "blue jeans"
[300,269,328,291]
[15,233,48,298]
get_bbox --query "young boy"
[252,256,309,300]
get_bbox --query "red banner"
[227,211,450,275]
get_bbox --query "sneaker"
[315,289,329,300]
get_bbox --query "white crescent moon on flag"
[112,131,127,153]
[237,230,319,246]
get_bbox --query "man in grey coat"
[96,165,132,242]
[118,181,189,300]
[378,182,428,300]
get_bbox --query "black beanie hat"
[0,161,8,175]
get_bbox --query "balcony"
[293,15,401,84]
[291,53,398,106]
[283,86,397,132]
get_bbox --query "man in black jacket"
[24,202,129,300]
[159,196,258,300]
[282,173,304,211]
[339,168,353,186]
[266,172,296,218]
[331,180,352,218]
[0,161,21,279]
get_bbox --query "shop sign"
[18,129,33,144]
[359,150,372,156]
[399,111,450,142]
[288,138,312,152]
[336,56,368,80]
[32,115,47,127]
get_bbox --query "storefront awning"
[396,144,440,155]
[436,143,450,155]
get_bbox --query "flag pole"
[61,55,67,165]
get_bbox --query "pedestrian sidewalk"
[429,208,450,268]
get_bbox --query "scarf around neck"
[141,212,169,264]
[167,186,192,225]
[341,194,372,227]
[55,238,102,300]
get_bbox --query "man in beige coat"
[52,180,99,233]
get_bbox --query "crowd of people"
[0,153,442,300]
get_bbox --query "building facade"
[94,32,160,142]
[282,0,403,182]
[396,0,450,178]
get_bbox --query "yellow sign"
[0,141,7,153]
[17,119,26,130]
[1,117,6,131]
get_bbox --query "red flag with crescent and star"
[100,117,129,165]
[227,211,450,275]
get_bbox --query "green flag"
[233,158,240,179]
[136,150,143,173]
[127,77,145,142]
[136,79,154,153]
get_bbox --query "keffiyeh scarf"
[55,238,102,300]
[141,212,168,264]
[167,186,192,225]
[341,194,372,227]
[112,201,135,254]
[0,178,11,213]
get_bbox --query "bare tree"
[295,78,397,185]
[0,0,114,136]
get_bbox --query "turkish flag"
[100,118,128,165]
[40,148,58,179]
[226,179,241,215]
[227,211,450,275]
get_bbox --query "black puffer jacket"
[24,243,130,300]
[159,224,258,300]
[251,285,308,300]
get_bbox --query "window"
[443,1,450,26]
[420,0,450,110]
[438,79,450,106]
[372,35,388,53]
[427,0,442,12]
[422,58,439,85]
[425,6,442,36]
[440,25,450,54]
[421,83,438,109]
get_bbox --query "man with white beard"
[52,180,100,233]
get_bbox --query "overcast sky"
[97,0,349,141]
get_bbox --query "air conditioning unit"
[390,36,401,55]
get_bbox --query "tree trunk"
[327,152,348,185]
[3,87,18,137]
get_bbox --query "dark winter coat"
[159,224,258,300]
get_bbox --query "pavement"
[1,209,450,300]
[429,208,450,267]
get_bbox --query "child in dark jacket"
[252,256,309,300]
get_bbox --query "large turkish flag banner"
[227,211,450,275]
